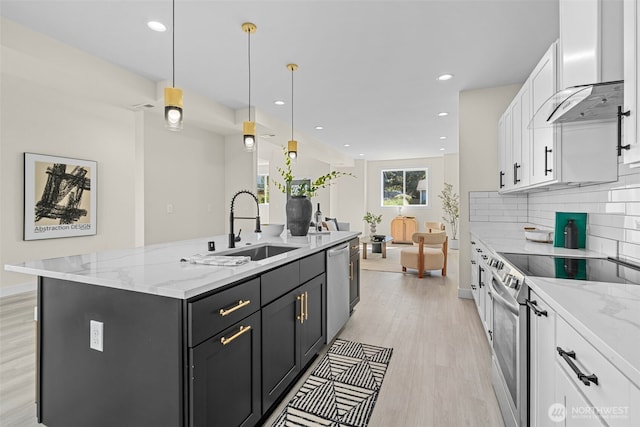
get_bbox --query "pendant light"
[242,22,257,152]
[164,0,183,131]
[287,63,298,159]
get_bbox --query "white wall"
[0,19,149,290]
[0,19,231,292]
[458,84,522,291]
[143,112,226,244]
[334,160,367,234]
[365,156,456,237]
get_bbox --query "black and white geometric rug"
[272,339,393,427]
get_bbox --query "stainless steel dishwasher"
[326,243,350,342]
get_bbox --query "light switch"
[90,320,103,352]
[167,204,174,214]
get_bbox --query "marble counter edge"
[5,231,361,300]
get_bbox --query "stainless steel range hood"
[529,80,623,128]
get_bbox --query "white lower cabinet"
[528,290,556,427]
[469,236,492,343]
[530,292,640,427]
[555,365,606,426]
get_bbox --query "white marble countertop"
[470,222,640,388]
[4,231,360,299]
[529,277,640,388]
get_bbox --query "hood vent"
[529,80,623,128]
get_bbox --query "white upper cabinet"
[623,0,640,164]
[559,0,623,88]
[512,84,531,188]
[498,108,514,192]
[497,0,625,193]
[530,43,558,187]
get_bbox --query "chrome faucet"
[229,190,261,248]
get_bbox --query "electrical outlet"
[90,320,103,352]
[167,204,174,214]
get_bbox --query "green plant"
[362,211,382,225]
[438,182,459,239]
[273,146,354,197]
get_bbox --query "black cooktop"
[499,253,640,285]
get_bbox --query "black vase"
[286,196,312,236]
[564,219,578,249]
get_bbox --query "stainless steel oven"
[489,262,526,427]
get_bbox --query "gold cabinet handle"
[297,294,305,324]
[220,325,251,345]
[219,299,250,317]
[305,291,308,320]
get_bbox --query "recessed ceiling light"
[438,112,449,117]
[437,74,454,81]
[440,148,445,151]
[147,21,167,32]
[343,144,351,147]
[439,136,447,140]
[315,126,324,130]
[359,153,365,156]
[274,100,285,105]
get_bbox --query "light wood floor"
[0,251,504,427]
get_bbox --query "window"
[381,168,428,206]
[257,174,269,204]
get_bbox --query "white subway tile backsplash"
[525,165,640,260]
[467,163,640,260]
[469,191,527,222]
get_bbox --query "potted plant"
[438,182,459,249]
[273,146,354,236]
[362,212,382,237]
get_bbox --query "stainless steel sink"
[224,244,298,261]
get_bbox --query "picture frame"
[287,179,311,198]
[24,153,97,240]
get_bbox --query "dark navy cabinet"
[36,248,333,427]
[190,311,261,427]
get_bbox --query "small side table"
[361,236,393,259]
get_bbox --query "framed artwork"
[288,179,311,198]
[24,153,97,240]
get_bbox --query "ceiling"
[0,0,559,161]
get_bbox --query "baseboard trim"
[457,288,473,299]
[0,281,37,298]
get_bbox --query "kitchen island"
[5,231,360,427]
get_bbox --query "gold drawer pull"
[305,291,308,320]
[219,299,250,317]
[297,294,305,324]
[220,325,252,345]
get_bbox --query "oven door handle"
[490,273,519,315]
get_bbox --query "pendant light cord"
[248,30,252,122]
[172,0,175,88]
[291,67,294,140]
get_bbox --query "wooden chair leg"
[418,236,424,279]
[402,266,406,272]
[442,237,448,276]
